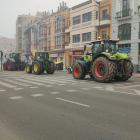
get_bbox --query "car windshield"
[104,42,116,53]
[40,53,49,59]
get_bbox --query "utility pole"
[0,51,3,71]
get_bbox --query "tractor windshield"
[12,53,20,59]
[40,53,49,60]
[104,42,116,54]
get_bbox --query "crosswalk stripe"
[2,79,31,87]
[31,94,44,97]
[0,89,6,92]
[14,79,44,85]
[0,81,16,88]
[10,96,23,99]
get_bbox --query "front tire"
[26,64,32,74]
[33,61,42,75]
[114,60,133,81]
[47,62,55,74]
[92,57,116,82]
[72,63,85,79]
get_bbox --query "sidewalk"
[132,73,140,78]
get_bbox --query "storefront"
[117,44,131,53]
[73,51,84,63]
[50,54,58,62]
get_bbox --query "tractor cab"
[35,52,49,61]
[9,53,20,60]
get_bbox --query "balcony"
[95,17,111,27]
[118,34,131,41]
[44,46,54,51]
[55,28,65,34]
[116,9,132,20]
[65,26,71,33]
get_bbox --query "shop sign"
[73,51,84,55]
[117,48,131,53]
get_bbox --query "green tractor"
[3,53,25,71]
[26,51,55,75]
[72,40,133,82]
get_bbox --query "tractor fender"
[92,53,116,63]
[7,58,15,63]
[75,60,87,74]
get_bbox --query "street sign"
[117,48,131,53]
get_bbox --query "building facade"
[16,14,41,55]
[111,0,140,73]
[0,36,15,56]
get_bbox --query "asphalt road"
[0,70,140,140]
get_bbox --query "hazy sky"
[0,0,87,39]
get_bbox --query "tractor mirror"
[84,45,86,52]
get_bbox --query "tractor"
[72,39,133,82]
[3,53,25,71]
[26,51,55,75]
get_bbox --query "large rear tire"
[33,61,42,75]
[7,61,15,71]
[114,60,133,81]
[72,63,85,79]
[92,57,116,82]
[26,64,32,74]
[3,63,7,70]
[47,62,55,74]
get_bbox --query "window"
[73,34,80,43]
[118,24,131,40]
[82,12,92,22]
[49,41,51,50]
[96,11,98,19]
[69,37,70,43]
[69,20,70,26]
[118,44,131,48]
[73,16,81,25]
[82,32,91,42]
[18,24,22,27]
[102,10,107,19]
[102,31,107,39]
[96,32,97,40]
[49,27,51,35]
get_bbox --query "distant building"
[15,14,41,55]
[0,36,15,56]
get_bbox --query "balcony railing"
[100,16,110,21]
[116,9,132,19]
[55,45,65,50]
[118,34,131,41]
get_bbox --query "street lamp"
[95,0,102,40]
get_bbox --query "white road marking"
[80,82,86,84]
[15,79,44,85]
[3,79,31,87]
[50,92,60,94]
[10,96,23,99]
[106,87,114,91]
[81,88,90,90]
[14,88,23,90]
[56,98,90,107]
[30,87,39,89]
[66,90,77,92]
[0,81,16,88]
[93,87,103,89]
[57,84,65,86]
[0,89,6,92]
[31,94,44,97]
[44,85,53,87]
[134,90,140,95]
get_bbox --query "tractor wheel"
[33,61,42,75]
[47,62,55,74]
[92,57,116,83]
[26,64,32,74]
[20,63,25,71]
[7,61,15,71]
[114,60,133,81]
[3,63,7,70]
[72,63,85,79]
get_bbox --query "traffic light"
[98,36,100,40]
[1,51,3,57]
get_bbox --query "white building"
[111,0,140,73]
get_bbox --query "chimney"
[52,10,53,14]
[45,11,46,18]
[58,6,59,11]
[43,12,44,18]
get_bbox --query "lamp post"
[96,0,102,40]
